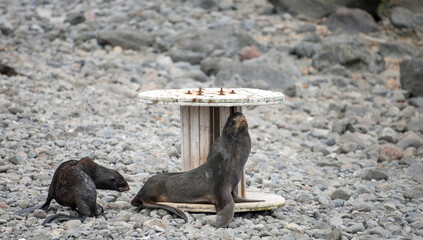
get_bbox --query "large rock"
[324,7,378,34]
[268,0,341,19]
[396,131,423,150]
[404,186,423,199]
[378,0,423,30]
[97,29,155,50]
[170,26,262,64]
[391,7,422,29]
[400,58,423,97]
[268,0,382,19]
[408,116,423,134]
[312,35,385,73]
[215,50,300,96]
[379,40,419,59]
[168,50,206,65]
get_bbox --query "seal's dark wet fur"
[131,112,260,228]
[14,157,130,225]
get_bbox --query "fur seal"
[14,157,130,225]
[131,112,261,228]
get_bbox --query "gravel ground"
[1,0,423,239]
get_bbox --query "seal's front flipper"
[42,214,86,226]
[232,191,265,203]
[143,201,188,222]
[216,200,234,228]
[96,204,104,214]
[14,203,46,215]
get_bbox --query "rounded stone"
[379,144,403,161]
[331,189,351,200]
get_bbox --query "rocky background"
[1,0,423,239]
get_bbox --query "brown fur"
[14,157,130,225]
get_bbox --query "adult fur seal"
[14,157,130,225]
[131,112,261,228]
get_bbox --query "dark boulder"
[168,50,206,65]
[268,0,382,20]
[170,26,262,64]
[391,7,421,29]
[324,7,378,34]
[312,35,385,73]
[378,0,423,31]
[400,58,423,97]
[97,29,155,50]
[380,40,419,59]
[215,62,296,97]
[215,51,301,97]
[267,0,342,19]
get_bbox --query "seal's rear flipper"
[232,192,265,203]
[14,203,46,215]
[216,200,234,228]
[143,201,188,222]
[42,214,86,226]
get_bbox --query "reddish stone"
[0,202,9,209]
[239,46,262,61]
[379,144,403,161]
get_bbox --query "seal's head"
[95,166,130,192]
[78,157,130,192]
[223,112,248,137]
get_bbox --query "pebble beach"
[1,0,423,239]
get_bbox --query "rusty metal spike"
[219,88,225,95]
[230,90,236,94]
[186,90,192,94]
[197,88,203,95]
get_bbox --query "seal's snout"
[119,185,130,192]
[240,117,247,126]
[236,116,248,128]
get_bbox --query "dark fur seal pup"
[14,157,130,225]
[131,112,261,228]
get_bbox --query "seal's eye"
[232,120,235,125]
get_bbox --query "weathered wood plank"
[181,106,190,172]
[211,107,220,146]
[157,191,285,213]
[199,107,211,166]
[219,107,231,135]
[189,106,200,169]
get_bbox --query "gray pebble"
[404,186,423,199]
[310,128,330,139]
[378,127,398,143]
[331,189,351,201]
[33,209,47,219]
[362,169,388,180]
[347,223,365,233]
[333,199,345,207]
